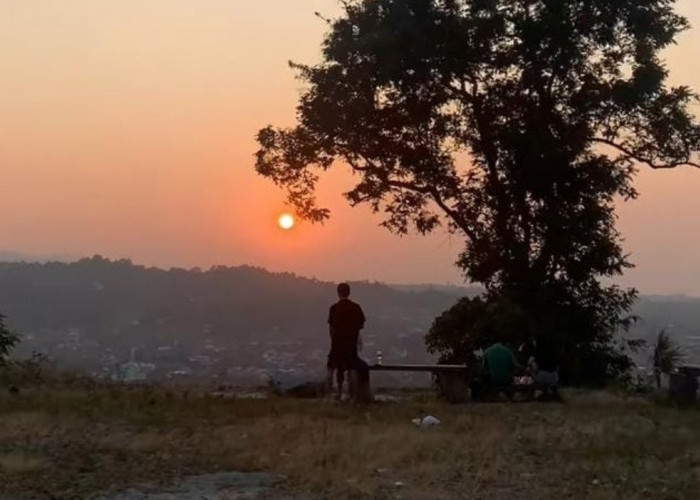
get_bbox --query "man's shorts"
[327,349,356,371]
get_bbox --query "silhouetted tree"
[653,327,684,388]
[255,0,700,382]
[0,312,19,361]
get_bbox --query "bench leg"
[350,368,373,404]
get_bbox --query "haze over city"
[2,0,700,294]
[5,2,700,498]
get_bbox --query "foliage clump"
[256,0,700,384]
[0,312,19,362]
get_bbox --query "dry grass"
[0,387,699,499]
[0,453,47,474]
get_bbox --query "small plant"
[0,312,20,362]
[652,328,685,388]
[0,352,55,387]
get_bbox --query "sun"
[278,213,296,230]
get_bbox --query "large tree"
[255,0,700,382]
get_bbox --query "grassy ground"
[0,386,699,499]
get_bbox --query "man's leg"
[534,371,561,401]
[326,351,338,397]
[347,369,358,400]
[326,367,335,396]
[337,353,354,400]
[336,368,345,399]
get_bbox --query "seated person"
[528,336,560,400]
[484,340,521,386]
[471,340,521,400]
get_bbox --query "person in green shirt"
[470,341,522,400]
[483,342,521,386]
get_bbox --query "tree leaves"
[0,312,20,361]
[255,0,700,382]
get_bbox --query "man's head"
[337,283,351,299]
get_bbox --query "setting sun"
[278,213,295,230]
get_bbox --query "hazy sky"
[1,0,700,294]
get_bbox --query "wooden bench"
[368,363,469,373]
[368,363,471,403]
[367,364,556,403]
[678,365,700,377]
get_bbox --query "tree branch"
[346,156,476,240]
[385,177,477,240]
[593,138,700,170]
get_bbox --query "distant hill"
[1,256,698,382]
[0,250,73,263]
[388,283,482,297]
[626,295,700,368]
[0,257,464,383]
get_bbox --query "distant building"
[111,348,155,382]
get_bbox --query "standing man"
[327,283,366,399]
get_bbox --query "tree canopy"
[255,0,700,382]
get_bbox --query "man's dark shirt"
[328,299,365,366]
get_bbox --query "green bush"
[0,312,20,361]
[425,294,637,387]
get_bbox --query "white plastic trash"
[412,415,441,427]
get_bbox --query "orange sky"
[1,0,699,294]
